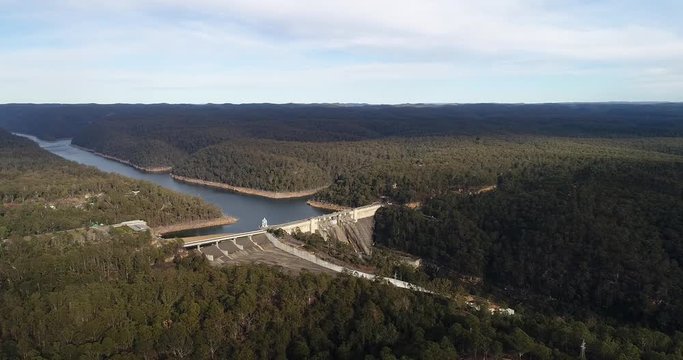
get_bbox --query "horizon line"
[1,101,680,106]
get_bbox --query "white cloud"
[121,0,683,61]
[1,0,682,102]
[10,0,683,60]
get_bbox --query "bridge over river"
[180,204,431,293]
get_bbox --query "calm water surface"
[18,133,326,235]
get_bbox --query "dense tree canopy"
[374,159,683,331]
[3,103,682,203]
[0,130,223,237]
[173,142,329,192]
[2,103,683,142]
[2,104,683,358]
[74,124,187,169]
[2,229,683,359]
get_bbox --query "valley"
[2,104,683,359]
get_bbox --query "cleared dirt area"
[197,233,334,274]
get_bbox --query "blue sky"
[1,0,682,103]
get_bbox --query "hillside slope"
[0,130,224,237]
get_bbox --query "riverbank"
[153,216,238,236]
[71,144,172,173]
[170,174,328,199]
[306,200,350,212]
[23,134,326,236]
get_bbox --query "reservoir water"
[18,134,327,235]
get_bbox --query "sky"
[1,0,682,104]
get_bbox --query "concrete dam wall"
[277,204,381,256]
[317,217,375,256]
[184,204,431,293]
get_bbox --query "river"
[17,134,327,236]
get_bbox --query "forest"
[173,142,329,192]
[168,135,682,205]
[1,103,682,203]
[0,130,223,237]
[374,158,683,332]
[2,103,683,142]
[1,104,683,358]
[2,228,683,359]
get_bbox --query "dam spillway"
[182,204,383,249]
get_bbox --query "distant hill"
[1,103,682,141]
[2,103,682,204]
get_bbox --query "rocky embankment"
[153,216,238,236]
[170,174,328,199]
[305,200,350,212]
[71,145,172,173]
